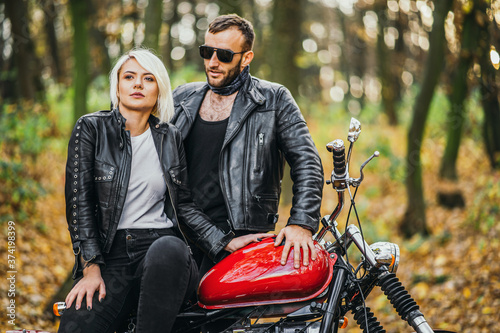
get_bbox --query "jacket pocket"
[253,193,278,203]
[251,193,279,227]
[94,160,116,207]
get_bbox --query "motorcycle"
[53,118,455,333]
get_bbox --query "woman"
[58,49,203,333]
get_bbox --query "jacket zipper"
[254,193,278,202]
[255,133,264,172]
[160,134,192,255]
[219,147,235,229]
[105,129,129,251]
[217,104,260,229]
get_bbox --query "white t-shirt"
[117,128,173,229]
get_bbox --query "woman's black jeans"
[58,228,198,333]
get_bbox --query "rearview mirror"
[348,118,361,143]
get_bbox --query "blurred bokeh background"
[1,0,499,332]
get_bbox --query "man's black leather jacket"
[65,109,232,278]
[172,76,324,234]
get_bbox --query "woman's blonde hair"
[109,48,174,123]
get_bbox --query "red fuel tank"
[198,237,336,309]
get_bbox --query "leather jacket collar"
[111,107,170,134]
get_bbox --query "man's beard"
[206,58,242,88]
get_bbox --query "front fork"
[322,224,434,333]
[346,225,434,333]
[319,260,349,333]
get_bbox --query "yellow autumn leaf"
[463,287,472,299]
[412,282,430,300]
[434,254,448,267]
[482,307,493,315]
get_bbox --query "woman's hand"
[224,233,274,253]
[65,264,106,311]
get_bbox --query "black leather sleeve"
[275,87,324,233]
[172,129,234,261]
[65,117,104,277]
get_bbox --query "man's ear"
[241,51,254,69]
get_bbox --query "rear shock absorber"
[378,273,427,329]
[351,306,386,333]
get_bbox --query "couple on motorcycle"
[58,14,323,333]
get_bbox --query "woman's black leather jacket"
[172,76,324,234]
[65,109,232,278]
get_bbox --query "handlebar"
[315,118,379,243]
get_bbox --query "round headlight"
[369,242,400,273]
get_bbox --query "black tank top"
[185,114,230,229]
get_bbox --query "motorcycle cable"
[342,198,355,270]
[343,185,373,332]
[342,186,364,276]
[221,306,268,333]
[263,317,287,333]
[349,185,370,280]
[252,305,270,325]
[353,260,367,277]
[352,280,376,333]
[344,265,372,332]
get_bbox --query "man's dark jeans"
[58,228,198,333]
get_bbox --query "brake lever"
[349,151,379,187]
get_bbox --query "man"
[172,14,323,273]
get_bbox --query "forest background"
[0,0,499,332]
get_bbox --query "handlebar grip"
[327,139,346,177]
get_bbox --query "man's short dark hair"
[208,14,254,51]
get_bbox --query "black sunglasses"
[199,45,246,63]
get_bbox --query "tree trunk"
[162,0,179,70]
[401,0,453,238]
[351,9,367,110]
[249,0,265,73]
[4,0,44,101]
[439,6,478,180]
[477,0,500,169]
[70,0,90,119]
[375,0,398,125]
[337,10,351,111]
[0,1,8,102]
[270,0,302,205]
[270,0,301,98]
[144,0,163,52]
[41,0,64,83]
[178,0,198,68]
[88,0,112,77]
